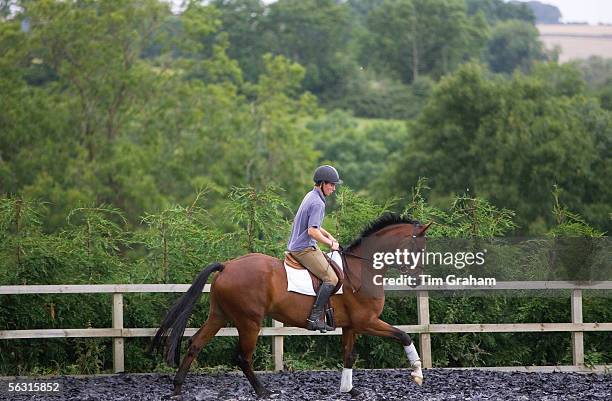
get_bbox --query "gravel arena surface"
[2,369,611,401]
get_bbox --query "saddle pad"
[285,251,344,296]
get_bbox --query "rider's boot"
[306,282,335,333]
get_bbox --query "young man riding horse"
[287,165,342,332]
[152,165,427,398]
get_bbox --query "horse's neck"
[349,228,404,267]
[343,245,387,297]
[343,226,407,295]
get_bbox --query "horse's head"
[396,222,432,274]
[384,221,432,275]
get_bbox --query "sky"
[167,1,612,26]
[512,0,612,25]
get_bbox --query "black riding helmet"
[313,165,343,184]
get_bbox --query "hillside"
[537,24,612,62]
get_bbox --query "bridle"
[336,222,424,267]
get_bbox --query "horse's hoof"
[411,372,423,386]
[411,361,423,386]
[162,395,183,401]
[257,389,278,399]
[348,388,362,397]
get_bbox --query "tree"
[239,54,320,196]
[264,0,352,97]
[1,0,324,228]
[330,66,434,119]
[347,0,386,23]
[485,19,547,74]
[308,110,410,193]
[598,79,612,111]
[363,0,488,83]
[525,0,561,24]
[388,62,612,233]
[465,0,535,24]
[209,0,267,82]
[574,56,612,89]
[0,0,176,228]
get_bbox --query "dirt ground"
[2,369,611,401]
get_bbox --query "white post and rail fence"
[1,282,611,373]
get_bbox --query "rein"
[337,247,372,262]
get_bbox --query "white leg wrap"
[340,368,353,393]
[404,343,421,366]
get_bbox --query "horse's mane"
[344,213,420,252]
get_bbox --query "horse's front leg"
[340,327,362,396]
[357,318,423,385]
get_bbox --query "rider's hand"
[330,240,340,251]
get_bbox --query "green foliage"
[308,110,411,193]
[465,0,535,24]
[550,186,604,238]
[138,190,221,283]
[1,0,320,230]
[1,185,611,374]
[485,20,548,74]
[238,54,320,195]
[389,62,612,233]
[265,0,352,97]
[575,56,612,89]
[1,0,611,376]
[209,0,266,82]
[333,71,434,119]
[226,185,291,255]
[403,178,517,238]
[196,0,548,116]
[526,1,562,24]
[0,198,127,286]
[74,337,106,375]
[363,0,487,83]
[573,57,612,111]
[326,187,395,245]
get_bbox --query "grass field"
[537,24,612,62]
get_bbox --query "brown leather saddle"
[284,251,344,330]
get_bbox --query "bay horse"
[152,214,430,399]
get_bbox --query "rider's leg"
[307,281,336,332]
[290,247,338,332]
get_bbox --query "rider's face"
[322,182,336,196]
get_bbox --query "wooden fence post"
[571,289,584,366]
[113,293,125,373]
[271,319,284,371]
[417,290,432,368]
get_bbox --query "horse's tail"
[149,262,224,366]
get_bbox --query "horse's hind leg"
[234,320,272,398]
[172,313,226,398]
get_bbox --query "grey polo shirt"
[287,188,326,252]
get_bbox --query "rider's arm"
[308,227,339,250]
[318,226,338,244]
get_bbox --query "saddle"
[284,251,344,330]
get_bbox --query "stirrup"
[307,318,334,333]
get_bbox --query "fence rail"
[1,282,611,373]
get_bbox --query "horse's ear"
[419,222,433,236]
